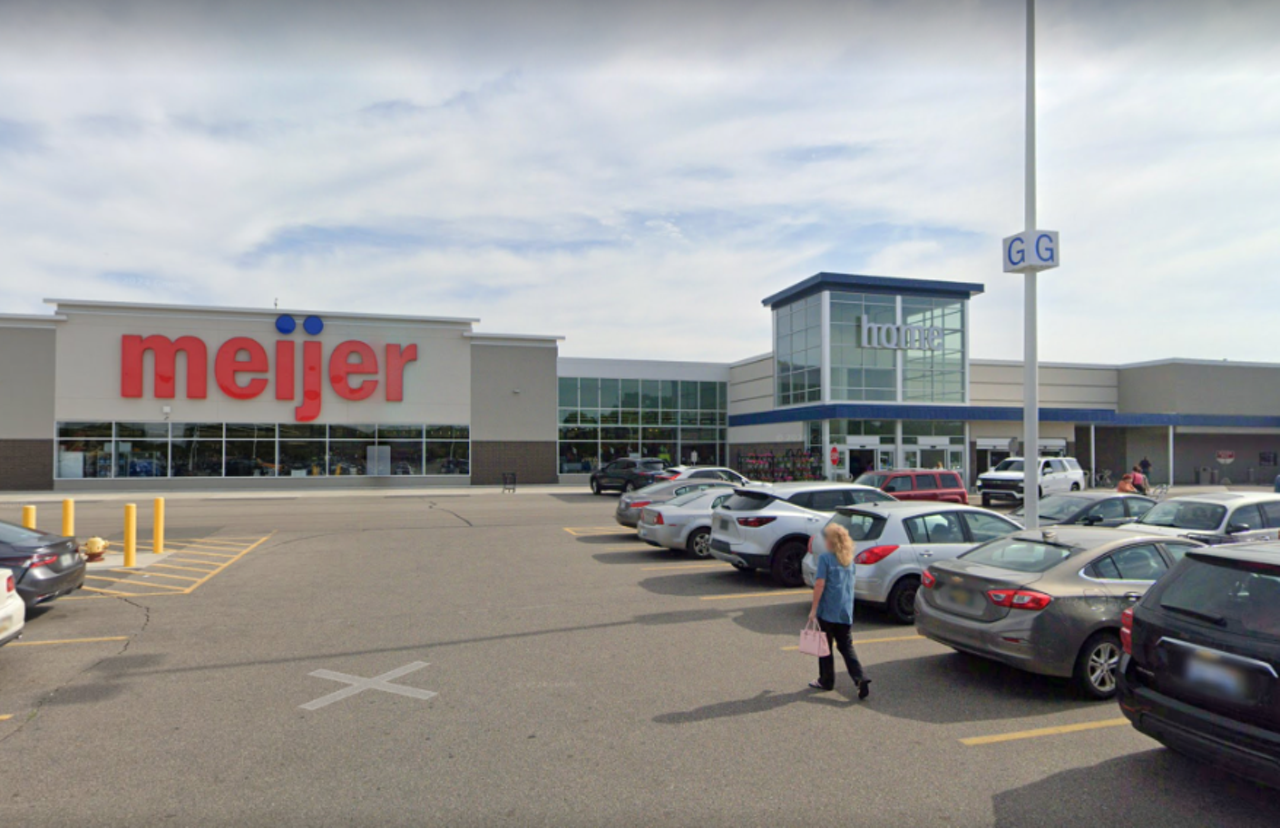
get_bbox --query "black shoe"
[857,679,871,700]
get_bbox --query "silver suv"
[801,502,1022,623]
[708,482,895,587]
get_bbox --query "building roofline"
[762,272,985,309]
[465,332,565,342]
[729,352,774,368]
[44,298,481,325]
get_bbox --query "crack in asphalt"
[0,594,151,745]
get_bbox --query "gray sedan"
[914,526,1204,700]
[614,480,735,528]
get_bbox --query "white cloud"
[0,0,1278,366]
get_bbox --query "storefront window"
[329,424,376,439]
[173,423,224,439]
[425,441,469,475]
[902,296,965,403]
[279,441,326,477]
[385,441,423,475]
[830,291,897,402]
[775,294,823,406]
[116,440,169,477]
[56,439,112,478]
[171,440,223,477]
[328,440,370,475]
[226,440,277,477]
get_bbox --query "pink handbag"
[799,619,831,657]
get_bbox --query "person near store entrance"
[806,523,871,699]
[1140,456,1152,482]
[1131,465,1149,495]
[1117,473,1139,494]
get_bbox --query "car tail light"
[652,513,664,525]
[736,517,777,528]
[854,545,899,565]
[921,569,936,589]
[630,501,651,509]
[4,575,12,593]
[28,551,59,568]
[986,589,1053,611]
[1121,607,1134,655]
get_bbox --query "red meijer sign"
[120,333,418,422]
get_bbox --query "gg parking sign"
[1002,230,1060,273]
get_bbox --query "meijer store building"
[3,273,1280,491]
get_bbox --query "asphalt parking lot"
[2,489,1278,827]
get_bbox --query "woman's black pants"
[816,619,866,691]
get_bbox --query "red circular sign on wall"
[830,447,840,466]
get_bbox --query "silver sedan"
[637,488,735,557]
[915,526,1204,699]
[614,480,735,528]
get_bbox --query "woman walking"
[806,523,870,699]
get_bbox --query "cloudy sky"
[1,0,1277,364]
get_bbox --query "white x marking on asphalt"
[300,661,438,711]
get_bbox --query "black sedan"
[1011,492,1155,527]
[0,519,86,608]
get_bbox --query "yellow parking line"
[781,634,925,651]
[85,575,186,590]
[180,535,271,591]
[0,714,11,721]
[641,563,732,571]
[959,718,1130,746]
[11,636,130,647]
[107,569,200,582]
[162,549,237,559]
[150,563,214,574]
[700,589,811,601]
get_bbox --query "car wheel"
[981,494,991,508]
[623,481,636,493]
[770,541,808,588]
[590,479,602,495]
[1070,482,1081,491]
[886,577,921,624]
[1074,631,1122,700]
[686,528,712,558]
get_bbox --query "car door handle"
[919,551,933,558]
[1123,592,1142,602]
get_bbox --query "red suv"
[853,469,969,504]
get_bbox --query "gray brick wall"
[470,441,557,486]
[0,439,54,491]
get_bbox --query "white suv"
[801,502,1022,623]
[976,456,1086,507]
[708,482,895,587]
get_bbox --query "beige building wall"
[728,354,774,416]
[469,340,558,441]
[971,361,1118,409]
[0,324,57,439]
[1118,361,1280,416]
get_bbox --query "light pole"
[1002,0,1059,529]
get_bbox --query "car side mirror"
[1227,523,1250,535]
[1081,515,1103,526]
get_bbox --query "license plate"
[60,553,77,567]
[947,587,976,608]
[1185,655,1249,700]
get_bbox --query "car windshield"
[0,520,44,545]
[1138,500,1227,531]
[830,511,886,542]
[640,460,667,471]
[1012,495,1089,521]
[1159,554,1280,640]
[992,460,1024,473]
[854,473,889,488]
[960,537,1082,573]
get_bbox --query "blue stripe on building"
[729,404,1280,430]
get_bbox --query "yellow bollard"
[153,497,165,557]
[62,499,75,538]
[21,505,36,530]
[124,503,137,568]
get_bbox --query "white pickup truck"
[976,457,1086,507]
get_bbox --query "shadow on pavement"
[591,549,679,565]
[655,687,859,723]
[572,533,642,546]
[992,750,1280,827]
[854,651,1093,724]
[636,569,772,598]
[547,494,615,504]
[42,653,168,707]
[730,600,901,639]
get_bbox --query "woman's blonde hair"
[824,523,855,567]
